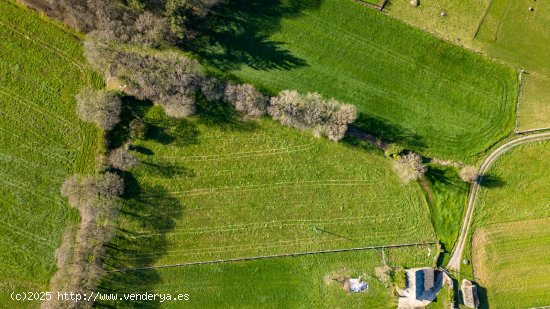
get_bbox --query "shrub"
[129,118,148,139]
[460,165,479,183]
[224,83,268,117]
[392,268,407,290]
[384,144,405,159]
[268,90,357,141]
[76,89,122,130]
[200,77,225,101]
[393,152,426,182]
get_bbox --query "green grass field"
[386,0,492,46]
[473,218,550,308]
[104,105,436,270]
[98,245,436,308]
[0,1,102,307]
[467,142,550,307]
[423,166,468,262]
[201,0,517,160]
[475,0,550,131]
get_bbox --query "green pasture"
[198,0,517,160]
[466,141,550,308]
[98,245,436,308]
[0,1,101,307]
[386,0,492,46]
[105,105,436,270]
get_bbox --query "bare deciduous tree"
[393,152,427,182]
[108,148,139,171]
[460,165,479,183]
[269,90,357,141]
[224,83,268,117]
[76,89,122,130]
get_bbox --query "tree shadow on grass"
[96,177,186,308]
[195,97,260,132]
[478,174,506,188]
[186,0,322,71]
[109,97,153,149]
[353,113,426,151]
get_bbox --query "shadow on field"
[196,97,260,132]
[186,0,322,71]
[478,174,506,188]
[96,179,185,308]
[354,113,426,151]
[109,97,153,149]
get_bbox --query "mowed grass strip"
[98,245,436,308]
[108,106,435,268]
[472,218,550,308]
[0,1,101,305]
[215,0,517,159]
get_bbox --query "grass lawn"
[423,166,468,263]
[104,104,436,270]
[472,218,550,308]
[518,73,550,131]
[474,0,550,131]
[197,0,518,160]
[386,0,492,46]
[0,1,102,307]
[98,245,436,308]
[465,141,550,308]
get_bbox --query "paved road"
[447,132,550,271]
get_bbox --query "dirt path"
[446,132,550,272]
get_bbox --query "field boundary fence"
[110,241,437,272]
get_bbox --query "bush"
[76,89,122,130]
[200,77,225,101]
[384,144,405,159]
[224,83,268,117]
[268,90,357,141]
[392,268,407,290]
[129,118,148,139]
[460,165,479,183]
[393,152,426,182]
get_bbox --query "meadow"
[98,245,437,308]
[198,0,518,160]
[467,142,550,307]
[389,0,550,132]
[0,1,101,307]
[104,105,436,271]
[475,0,550,131]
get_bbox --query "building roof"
[461,279,479,308]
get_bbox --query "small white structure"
[348,278,368,292]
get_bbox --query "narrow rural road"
[447,132,550,272]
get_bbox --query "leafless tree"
[460,165,479,183]
[393,152,427,182]
[269,90,357,141]
[108,148,139,171]
[224,83,268,117]
[76,89,122,130]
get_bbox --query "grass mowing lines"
[0,1,101,305]
[472,218,550,308]
[214,0,517,160]
[465,141,550,307]
[97,247,436,308]
[105,107,435,270]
